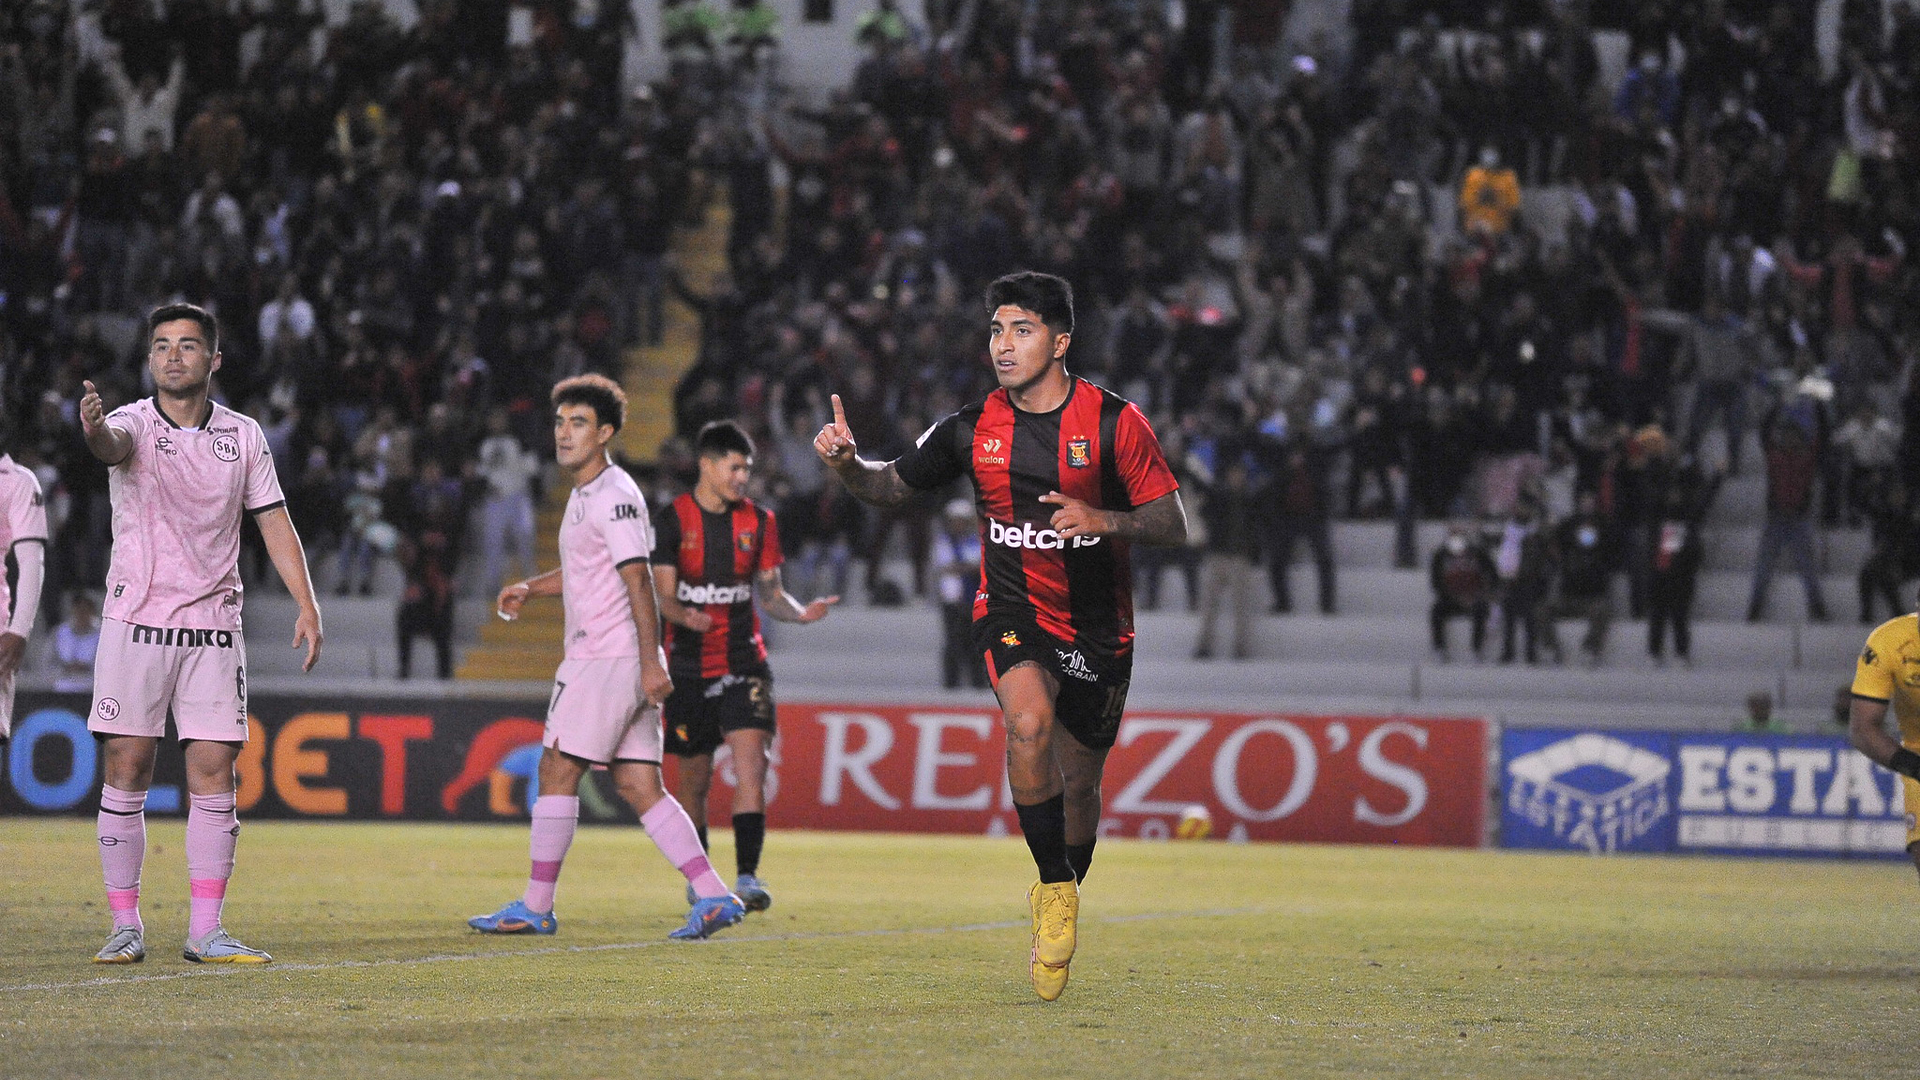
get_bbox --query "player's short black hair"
[551,373,627,432]
[148,302,220,354]
[696,419,755,460]
[985,271,1074,336]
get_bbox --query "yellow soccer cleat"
[1027,880,1079,1001]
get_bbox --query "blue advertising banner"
[1501,729,1908,858]
[1502,729,1676,853]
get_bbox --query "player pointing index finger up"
[815,271,1189,1002]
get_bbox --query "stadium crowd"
[2,0,1918,675]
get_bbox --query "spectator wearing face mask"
[1541,492,1619,665]
[1430,523,1497,663]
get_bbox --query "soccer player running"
[470,375,746,941]
[81,303,325,965]
[814,272,1187,1001]
[653,420,838,913]
[1847,585,1920,877]
[0,417,48,745]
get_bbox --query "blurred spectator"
[1495,500,1554,665]
[1745,414,1831,623]
[1542,492,1620,665]
[1193,458,1261,661]
[1458,146,1521,238]
[473,408,539,597]
[1265,441,1336,616]
[1858,484,1920,624]
[930,498,985,689]
[1646,474,1718,667]
[395,457,465,680]
[1741,690,1788,733]
[1429,523,1496,663]
[51,590,99,694]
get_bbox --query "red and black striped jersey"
[652,493,783,679]
[894,377,1178,656]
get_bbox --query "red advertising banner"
[722,706,1488,847]
[3,693,1487,846]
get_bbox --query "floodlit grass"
[0,819,1913,1079]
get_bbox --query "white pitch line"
[3,907,1263,994]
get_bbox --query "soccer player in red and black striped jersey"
[653,420,838,914]
[815,271,1188,1001]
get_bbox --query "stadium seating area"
[2,0,1916,727]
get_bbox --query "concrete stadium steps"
[1228,565,1852,622]
[758,607,1857,672]
[752,607,1854,717]
[454,502,567,681]
[1326,519,1868,575]
[619,195,730,465]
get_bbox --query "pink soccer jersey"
[558,462,654,660]
[100,399,285,630]
[0,454,49,619]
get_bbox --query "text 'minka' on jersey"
[653,493,783,679]
[894,377,1178,656]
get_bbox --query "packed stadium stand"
[3,0,1917,730]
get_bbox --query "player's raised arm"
[78,380,132,465]
[815,393,915,507]
[254,506,324,672]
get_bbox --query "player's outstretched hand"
[813,393,857,468]
[496,581,531,621]
[293,607,323,673]
[797,595,840,623]
[80,380,106,436]
[1039,491,1112,540]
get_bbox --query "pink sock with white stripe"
[97,785,147,932]
[522,795,579,914]
[640,794,729,899]
[185,791,239,939]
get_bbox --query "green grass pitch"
[1,818,1913,1079]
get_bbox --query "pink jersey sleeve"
[242,420,286,512]
[105,404,148,463]
[6,465,48,543]
[597,482,654,568]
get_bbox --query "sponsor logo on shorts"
[1001,630,1021,647]
[130,624,237,648]
[97,697,120,721]
[678,580,753,605]
[1067,437,1090,468]
[212,434,240,462]
[987,518,1100,550]
[1056,649,1100,682]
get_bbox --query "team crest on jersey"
[212,434,240,462]
[1067,438,1090,468]
[1001,630,1021,647]
[736,530,756,552]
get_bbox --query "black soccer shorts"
[662,667,776,758]
[973,613,1132,751]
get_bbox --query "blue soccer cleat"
[669,894,745,940]
[468,899,558,935]
[734,873,773,913]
